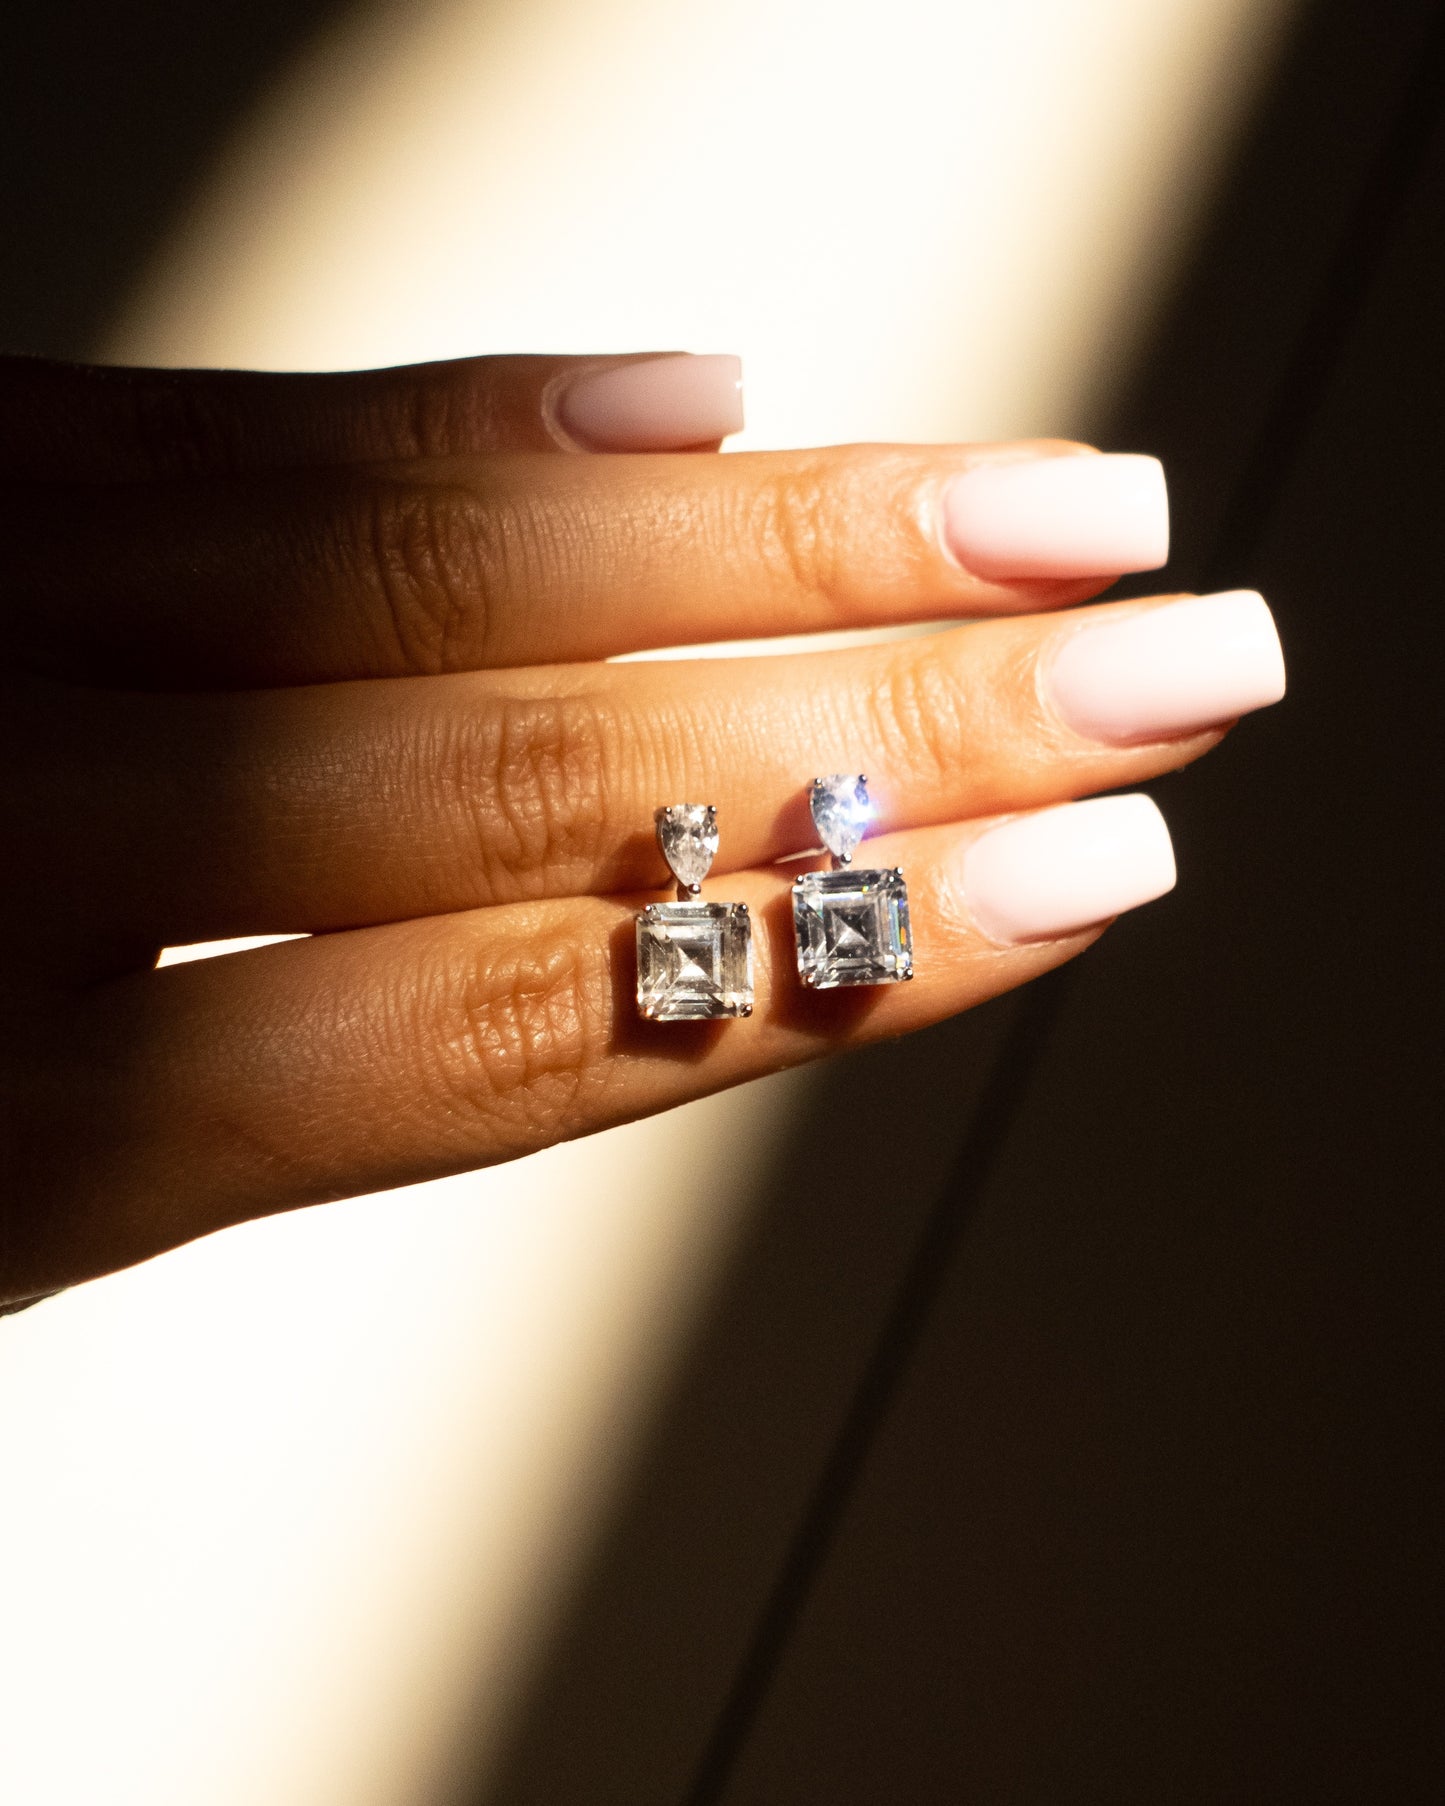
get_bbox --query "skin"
[0,352,1225,1305]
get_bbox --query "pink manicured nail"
[958,795,1176,944]
[556,354,743,451]
[1046,590,1286,744]
[943,453,1169,579]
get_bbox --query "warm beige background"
[0,2,1295,1801]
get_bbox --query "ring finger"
[14,808,1179,1297]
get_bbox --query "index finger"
[0,351,745,484]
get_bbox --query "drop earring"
[792,775,913,988]
[636,805,754,1020]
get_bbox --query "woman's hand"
[0,352,1284,1304]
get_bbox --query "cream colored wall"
[0,3,1294,1801]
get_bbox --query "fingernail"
[942,453,1169,579]
[958,794,1176,945]
[1045,590,1286,744]
[556,354,744,451]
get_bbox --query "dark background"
[6,1,1443,1800]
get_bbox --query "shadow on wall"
[4,0,353,358]
[448,2,1445,1801]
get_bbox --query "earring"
[792,775,913,988]
[636,804,754,1020]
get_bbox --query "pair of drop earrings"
[635,774,913,1022]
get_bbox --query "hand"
[0,352,1284,1304]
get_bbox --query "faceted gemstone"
[792,866,912,988]
[655,804,718,890]
[636,900,753,1020]
[810,774,872,864]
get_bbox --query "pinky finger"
[0,351,743,484]
[9,798,1175,1299]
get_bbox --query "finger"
[9,444,1168,686]
[40,592,1282,947]
[0,352,744,484]
[12,803,1176,1296]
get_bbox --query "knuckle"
[391,365,481,460]
[376,359,508,460]
[354,478,502,674]
[756,449,924,621]
[429,930,611,1143]
[756,456,847,609]
[873,642,970,780]
[440,695,612,899]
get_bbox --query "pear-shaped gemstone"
[655,803,718,888]
[810,774,871,863]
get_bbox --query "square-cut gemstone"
[792,866,912,989]
[636,900,754,1021]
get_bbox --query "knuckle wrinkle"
[360,479,496,673]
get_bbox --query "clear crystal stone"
[636,900,753,1020]
[655,804,718,889]
[792,866,912,988]
[810,774,872,864]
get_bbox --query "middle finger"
[40,590,1283,946]
[9,443,1168,686]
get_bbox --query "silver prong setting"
[793,779,913,988]
[638,803,753,1021]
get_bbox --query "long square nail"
[556,354,743,451]
[943,453,1169,580]
[957,794,1176,944]
[1045,590,1286,744]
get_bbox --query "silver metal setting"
[637,804,754,1021]
[793,776,913,987]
